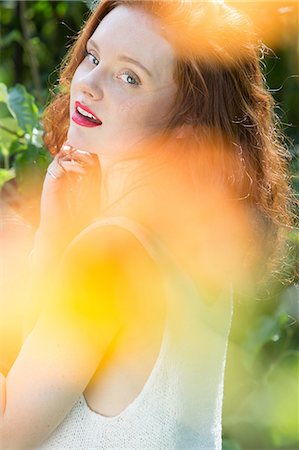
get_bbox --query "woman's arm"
[22,145,101,341]
[23,225,77,341]
[0,226,134,449]
[0,372,5,416]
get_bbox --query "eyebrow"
[87,39,153,78]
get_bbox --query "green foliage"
[0,167,14,186]
[223,438,244,450]
[6,84,39,135]
[0,82,52,199]
[0,0,89,107]
[223,280,299,449]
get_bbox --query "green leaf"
[7,84,39,136]
[0,117,23,151]
[0,129,17,153]
[278,284,299,322]
[0,102,13,119]
[253,352,298,444]
[0,168,15,188]
[242,315,284,366]
[0,29,22,47]
[8,140,27,158]
[0,83,8,104]
[222,438,243,450]
[14,143,52,198]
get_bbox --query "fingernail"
[76,149,92,156]
[62,144,72,151]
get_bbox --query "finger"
[76,149,92,156]
[56,156,67,174]
[56,144,72,159]
[46,156,66,179]
[60,158,89,170]
[46,156,87,180]
[60,141,93,157]
[65,149,94,162]
[58,160,86,174]
[46,167,60,180]
[58,156,98,175]
[62,138,92,157]
[58,148,94,163]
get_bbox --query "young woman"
[0,1,294,448]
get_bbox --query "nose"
[77,69,104,101]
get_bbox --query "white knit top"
[37,216,233,449]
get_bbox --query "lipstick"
[72,101,102,128]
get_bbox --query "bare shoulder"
[65,220,154,263]
[63,221,166,325]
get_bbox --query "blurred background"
[0,1,298,449]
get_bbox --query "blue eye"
[119,71,140,86]
[83,49,140,87]
[84,50,99,65]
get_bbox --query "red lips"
[72,101,102,128]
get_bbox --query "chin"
[66,128,100,154]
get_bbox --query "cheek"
[71,66,85,91]
[116,98,150,129]
[116,100,156,134]
[69,71,81,105]
[116,90,174,131]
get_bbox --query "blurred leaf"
[0,117,20,133]
[278,284,299,322]
[7,84,39,136]
[15,144,52,185]
[0,29,22,47]
[0,168,14,188]
[0,102,13,119]
[14,143,52,198]
[261,352,298,444]
[222,438,243,450]
[0,117,20,150]
[243,314,289,367]
[8,139,27,157]
[0,82,9,103]
[56,2,68,17]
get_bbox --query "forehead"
[90,5,176,82]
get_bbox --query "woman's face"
[68,5,177,159]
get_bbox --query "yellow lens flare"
[231,1,298,49]
[162,1,297,66]
[0,199,35,375]
[2,131,269,380]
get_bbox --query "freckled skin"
[68,5,177,159]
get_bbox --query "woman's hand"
[31,143,101,270]
[39,142,101,242]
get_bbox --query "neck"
[97,139,196,238]
[98,155,142,216]
[97,137,169,219]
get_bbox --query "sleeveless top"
[37,216,233,450]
